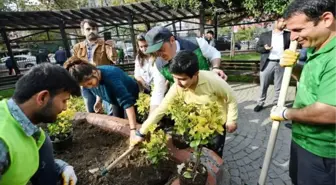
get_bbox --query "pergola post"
[199,2,205,36]
[214,13,218,40]
[46,29,50,41]
[145,22,151,31]
[172,21,177,36]
[116,26,119,38]
[1,29,20,75]
[60,22,71,57]
[128,15,136,59]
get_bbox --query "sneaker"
[254,105,263,112]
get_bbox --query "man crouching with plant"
[0,63,80,185]
[131,50,238,157]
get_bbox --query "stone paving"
[221,82,296,185]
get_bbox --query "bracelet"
[130,128,136,130]
[212,66,220,69]
[135,130,145,138]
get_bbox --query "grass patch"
[0,88,15,100]
[222,52,260,61]
[227,75,256,83]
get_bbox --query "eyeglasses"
[137,33,146,40]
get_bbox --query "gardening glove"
[94,99,103,114]
[270,106,288,121]
[62,165,77,185]
[280,49,300,67]
[226,122,237,133]
[130,130,145,146]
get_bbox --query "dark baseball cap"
[145,26,173,54]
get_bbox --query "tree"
[243,0,290,17]
[218,27,231,37]
[235,26,256,42]
[158,0,291,18]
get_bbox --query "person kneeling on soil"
[131,50,238,157]
[64,56,140,138]
[0,63,80,185]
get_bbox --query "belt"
[267,59,280,62]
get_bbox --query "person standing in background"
[254,17,291,112]
[54,46,67,66]
[134,33,155,94]
[72,19,118,115]
[205,30,216,47]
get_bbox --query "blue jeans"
[82,88,113,115]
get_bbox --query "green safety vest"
[158,38,210,83]
[0,100,46,185]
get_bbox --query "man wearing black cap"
[145,26,227,112]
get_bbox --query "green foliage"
[47,108,74,138]
[243,0,291,17]
[135,92,150,122]
[0,89,14,100]
[67,96,86,112]
[47,97,84,139]
[168,94,224,150]
[167,94,224,178]
[221,52,260,60]
[1,0,88,11]
[227,75,254,83]
[218,27,231,37]
[159,0,203,9]
[140,125,169,166]
[235,26,256,42]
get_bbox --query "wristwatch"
[135,130,146,138]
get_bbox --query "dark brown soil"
[54,121,177,185]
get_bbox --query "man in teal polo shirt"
[270,0,336,185]
[0,63,81,185]
[144,26,227,112]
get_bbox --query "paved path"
[222,82,296,185]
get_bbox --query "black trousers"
[290,141,336,185]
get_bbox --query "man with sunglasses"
[145,26,227,112]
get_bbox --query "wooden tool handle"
[105,146,135,171]
[258,40,298,185]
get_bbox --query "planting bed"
[55,121,177,185]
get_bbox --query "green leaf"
[183,171,192,179]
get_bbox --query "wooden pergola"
[0,0,246,74]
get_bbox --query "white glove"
[270,106,288,121]
[62,166,77,185]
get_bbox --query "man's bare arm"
[287,102,336,124]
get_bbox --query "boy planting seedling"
[131,50,238,158]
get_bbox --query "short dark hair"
[284,0,335,24]
[12,63,81,104]
[64,56,97,83]
[169,50,199,78]
[207,30,214,35]
[80,19,98,29]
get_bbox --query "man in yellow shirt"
[131,50,238,156]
